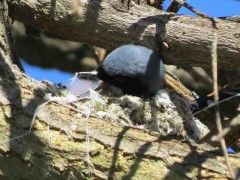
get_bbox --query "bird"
[71,44,240,115]
[97,44,165,97]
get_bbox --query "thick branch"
[0,69,239,179]
[1,1,240,179]
[1,5,240,179]
[8,0,240,69]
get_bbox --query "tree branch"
[8,0,240,69]
[1,1,240,179]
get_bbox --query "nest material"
[76,87,210,141]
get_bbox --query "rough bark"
[0,63,239,179]
[0,67,239,179]
[8,0,240,70]
[1,1,240,179]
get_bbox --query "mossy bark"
[0,1,240,179]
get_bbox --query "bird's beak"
[76,71,98,80]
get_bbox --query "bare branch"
[8,0,240,69]
[211,30,235,179]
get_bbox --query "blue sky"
[21,60,73,85]
[22,0,240,84]
[177,0,240,16]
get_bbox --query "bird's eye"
[113,76,124,83]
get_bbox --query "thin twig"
[212,114,240,142]
[211,31,235,179]
[172,0,217,28]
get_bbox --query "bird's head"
[97,44,165,97]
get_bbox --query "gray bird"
[97,45,165,97]
[71,44,240,115]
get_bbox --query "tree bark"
[1,1,240,179]
[8,0,240,70]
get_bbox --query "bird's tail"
[191,87,240,115]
